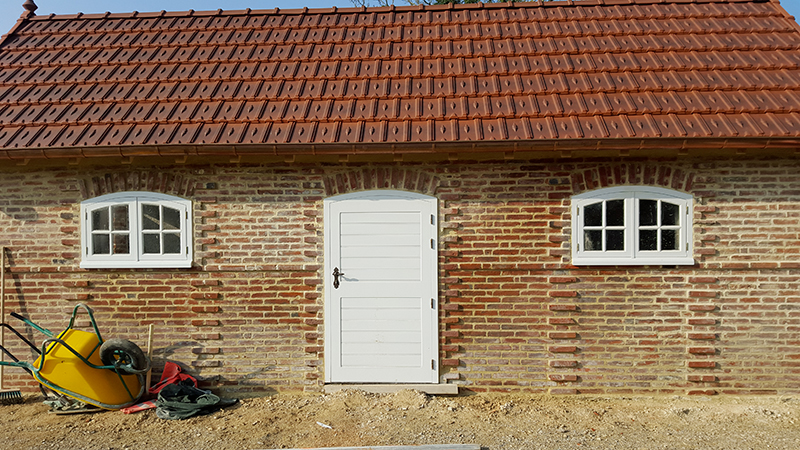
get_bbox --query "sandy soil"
[1,389,800,450]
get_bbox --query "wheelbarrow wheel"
[99,339,148,374]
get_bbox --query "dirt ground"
[1,389,800,450]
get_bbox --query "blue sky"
[1,0,800,44]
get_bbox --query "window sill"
[571,256,695,266]
[80,260,194,269]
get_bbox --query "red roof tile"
[1,0,799,158]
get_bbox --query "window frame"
[80,192,193,269]
[571,186,693,266]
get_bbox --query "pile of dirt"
[1,390,800,449]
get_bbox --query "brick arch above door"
[323,167,441,197]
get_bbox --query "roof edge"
[771,0,800,33]
[2,137,798,162]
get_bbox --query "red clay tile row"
[4,31,798,65]
[1,58,798,97]
[1,112,798,149]
[1,89,798,126]
[2,68,799,107]
[2,34,798,72]
[7,22,799,59]
[9,16,796,54]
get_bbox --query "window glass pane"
[584,202,602,227]
[640,230,658,251]
[113,234,129,254]
[584,230,602,251]
[142,204,160,230]
[163,233,181,254]
[112,205,129,231]
[163,207,181,230]
[143,234,160,254]
[92,208,109,231]
[92,234,110,255]
[662,230,679,250]
[662,202,679,226]
[606,200,624,226]
[606,230,624,251]
[639,199,657,226]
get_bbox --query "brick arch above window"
[323,167,441,197]
[78,171,195,200]
[570,163,695,195]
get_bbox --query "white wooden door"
[324,190,438,383]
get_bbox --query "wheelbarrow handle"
[0,323,40,355]
[10,311,54,338]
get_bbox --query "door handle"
[332,267,344,289]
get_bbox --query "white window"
[571,186,693,266]
[80,192,193,269]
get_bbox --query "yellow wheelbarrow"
[0,303,148,410]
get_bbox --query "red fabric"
[148,361,197,395]
[120,400,156,414]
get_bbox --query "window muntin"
[571,187,693,266]
[81,192,192,268]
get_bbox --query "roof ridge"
[18,0,778,23]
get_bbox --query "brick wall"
[0,166,326,395]
[1,156,799,396]
[438,158,800,395]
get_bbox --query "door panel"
[324,190,438,383]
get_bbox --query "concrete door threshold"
[269,445,481,450]
[324,384,459,395]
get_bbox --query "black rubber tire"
[99,338,148,374]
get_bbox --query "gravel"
[1,390,799,449]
